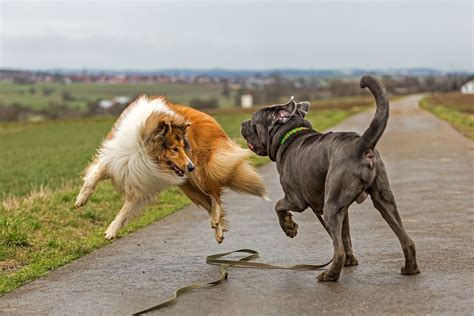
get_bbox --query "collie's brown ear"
[151,121,171,141]
[181,122,191,132]
[160,121,172,134]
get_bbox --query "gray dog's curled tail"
[357,75,389,153]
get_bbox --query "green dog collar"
[280,127,309,145]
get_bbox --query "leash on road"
[132,215,331,315]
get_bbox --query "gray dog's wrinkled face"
[241,98,310,156]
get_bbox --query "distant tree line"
[0,74,470,122]
[0,95,222,122]
[189,97,219,109]
[0,102,84,121]
[231,74,471,107]
[0,103,129,122]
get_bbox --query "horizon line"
[1,66,472,74]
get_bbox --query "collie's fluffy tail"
[228,161,268,199]
[357,75,389,153]
[209,144,268,199]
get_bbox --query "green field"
[0,81,235,110]
[420,93,474,139]
[0,100,369,295]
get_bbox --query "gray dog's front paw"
[279,214,298,238]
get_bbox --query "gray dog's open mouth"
[168,162,185,177]
[247,141,266,156]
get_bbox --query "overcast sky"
[0,0,472,71]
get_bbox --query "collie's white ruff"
[76,96,186,239]
[101,96,184,196]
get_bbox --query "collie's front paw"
[104,223,119,240]
[104,231,117,240]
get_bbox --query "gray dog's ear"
[273,97,309,123]
[273,97,297,123]
[296,101,310,118]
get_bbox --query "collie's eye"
[172,148,179,152]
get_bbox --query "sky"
[0,0,472,71]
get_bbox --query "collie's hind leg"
[210,196,228,244]
[75,159,108,208]
[210,196,222,228]
[179,182,227,244]
[104,198,148,240]
[179,182,212,211]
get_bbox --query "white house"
[113,96,131,105]
[98,100,114,109]
[461,80,474,94]
[241,94,253,109]
[98,96,131,109]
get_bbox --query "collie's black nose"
[187,162,195,172]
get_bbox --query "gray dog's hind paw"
[280,215,298,238]
[317,271,340,282]
[401,264,420,275]
[344,254,359,266]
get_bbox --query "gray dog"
[241,76,420,281]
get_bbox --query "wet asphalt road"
[1,95,473,315]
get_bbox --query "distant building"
[241,94,253,109]
[461,80,474,94]
[98,100,114,109]
[113,96,131,105]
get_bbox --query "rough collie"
[75,95,267,243]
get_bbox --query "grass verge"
[0,102,369,295]
[420,93,474,140]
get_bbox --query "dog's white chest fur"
[99,96,184,198]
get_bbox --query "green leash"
[133,215,331,315]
